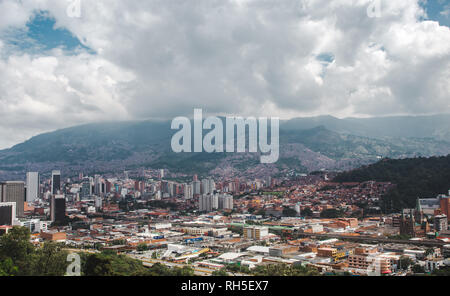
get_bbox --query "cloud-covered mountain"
[0,1,449,149]
[0,115,449,181]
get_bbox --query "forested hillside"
[334,155,450,211]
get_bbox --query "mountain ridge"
[1,114,449,181]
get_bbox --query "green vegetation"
[0,226,197,276]
[302,207,313,217]
[0,227,69,276]
[432,266,450,276]
[212,268,229,276]
[82,252,194,276]
[398,256,414,270]
[250,264,320,276]
[320,209,345,218]
[334,155,450,211]
[388,234,412,240]
[282,207,298,217]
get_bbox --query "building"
[19,219,48,233]
[348,254,392,275]
[318,247,338,258]
[440,194,450,221]
[26,172,39,202]
[199,194,218,212]
[81,178,92,198]
[184,183,193,200]
[50,194,66,224]
[218,194,233,210]
[434,215,448,232]
[269,245,299,257]
[0,202,16,225]
[201,178,215,195]
[0,181,25,217]
[40,230,67,242]
[95,196,103,209]
[51,170,61,195]
[400,209,429,237]
[243,226,269,240]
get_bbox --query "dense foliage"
[334,155,450,211]
[0,227,196,276]
[0,227,69,276]
[250,264,320,276]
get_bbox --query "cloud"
[0,0,449,148]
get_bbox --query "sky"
[0,0,449,149]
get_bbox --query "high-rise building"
[199,194,219,212]
[218,194,233,210]
[26,172,40,203]
[0,202,16,225]
[193,180,201,195]
[50,194,66,224]
[81,178,92,198]
[434,214,448,232]
[94,175,103,195]
[0,181,25,217]
[440,195,450,221]
[184,183,193,200]
[201,178,215,195]
[95,196,103,210]
[51,170,61,195]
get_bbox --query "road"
[294,232,447,247]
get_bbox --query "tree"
[425,248,434,257]
[320,209,344,218]
[251,263,319,276]
[412,264,425,274]
[0,227,35,275]
[0,227,69,276]
[212,268,229,276]
[282,207,298,217]
[0,258,18,276]
[432,266,450,276]
[136,243,149,252]
[83,251,148,276]
[302,207,313,217]
[83,253,114,276]
[399,256,414,270]
[31,242,69,276]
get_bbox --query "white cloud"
[0,0,449,148]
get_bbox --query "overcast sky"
[0,0,449,149]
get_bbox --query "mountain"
[281,114,450,141]
[333,155,450,211]
[0,115,449,180]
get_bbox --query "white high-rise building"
[95,196,103,209]
[201,178,215,195]
[199,194,219,212]
[184,183,193,200]
[218,194,233,210]
[26,172,39,202]
[295,203,301,216]
[193,181,201,195]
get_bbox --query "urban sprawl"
[1,169,449,276]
